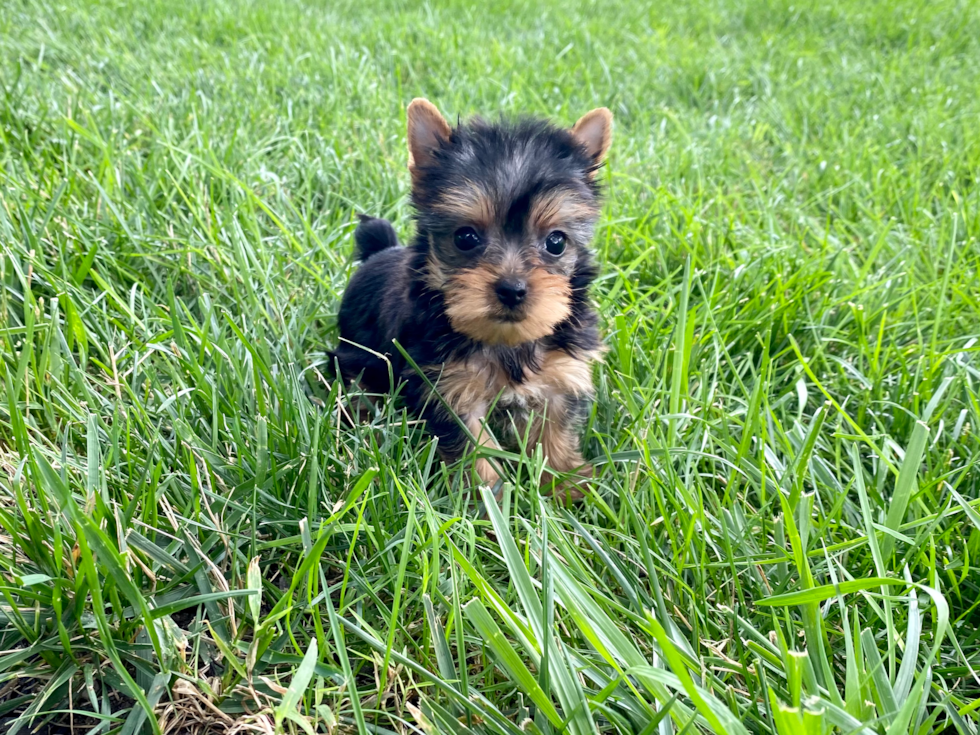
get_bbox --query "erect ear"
[570,107,613,168]
[407,98,451,173]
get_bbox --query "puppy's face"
[406,100,612,347]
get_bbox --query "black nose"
[495,278,527,308]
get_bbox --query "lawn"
[2,0,980,732]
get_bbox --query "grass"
[1,0,980,732]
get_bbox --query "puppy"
[332,99,611,499]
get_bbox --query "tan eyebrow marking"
[529,189,598,231]
[431,184,495,227]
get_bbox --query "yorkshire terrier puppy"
[332,99,611,499]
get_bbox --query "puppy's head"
[406,99,611,347]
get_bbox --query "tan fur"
[513,349,597,498]
[443,266,572,346]
[520,349,595,489]
[540,422,590,499]
[538,418,584,468]
[424,250,449,291]
[425,362,503,487]
[426,348,599,423]
[520,400,591,502]
[432,185,495,227]
[529,189,599,232]
[407,99,452,176]
[571,108,613,167]
[465,414,501,487]
[537,349,599,397]
[426,359,497,415]
[498,249,526,275]
[426,348,599,495]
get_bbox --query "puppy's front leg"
[434,411,502,489]
[536,395,592,501]
[404,376,501,488]
[461,408,502,488]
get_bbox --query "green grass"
[2,0,980,732]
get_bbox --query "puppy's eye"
[453,227,482,252]
[545,230,567,256]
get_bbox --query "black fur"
[353,214,400,261]
[331,114,603,465]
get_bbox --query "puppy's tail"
[354,214,400,261]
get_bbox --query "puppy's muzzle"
[494,277,527,309]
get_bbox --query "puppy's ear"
[571,107,613,168]
[407,98,451,174]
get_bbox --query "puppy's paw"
[542,463,593,504]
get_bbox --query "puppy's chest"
[485,381,548,434]
[434,348,597,421]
